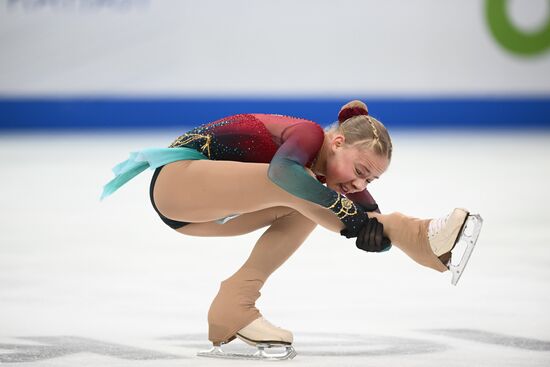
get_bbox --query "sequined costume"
[101,113,379,238]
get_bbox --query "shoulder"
[252,113,322,128]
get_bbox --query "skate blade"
[448,214,483,286]
[197,344,297,360]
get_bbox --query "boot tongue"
[428,214,450,238]
[418,219,449,272]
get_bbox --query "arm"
[315,173,381,213]
[345,189,381,214]
[266,121,370,238]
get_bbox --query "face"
[325,134,390,195]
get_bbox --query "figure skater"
[100,100,482,360]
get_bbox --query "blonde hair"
[324,100,393,161]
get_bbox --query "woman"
[101,100,481,360]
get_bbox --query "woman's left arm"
[345,189,381,214]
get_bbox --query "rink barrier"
[1,97,549,130]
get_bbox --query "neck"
[312,133,330,176]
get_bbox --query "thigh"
[153,159,344,233]
[175,206,296,237]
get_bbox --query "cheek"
[326,160,349,184]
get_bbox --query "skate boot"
[198,316,296,360]
[427,208,483,285]
[197,317,296,360]
[197,267,297,360]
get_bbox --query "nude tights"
[153,160,446,344]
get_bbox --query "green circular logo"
[486,0,550,56]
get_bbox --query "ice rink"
[1,131,549,366]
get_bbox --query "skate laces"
[428,213,451,238]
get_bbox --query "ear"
[331,134,345,148]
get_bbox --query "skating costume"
[101,113,379,239]
[101,111,484,359]
[101,113,385,359]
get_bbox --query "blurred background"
[1,1,549,366]
[1,0,549,130]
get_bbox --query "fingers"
[375,219,383,249]
[355,222,369,251]
[355,217,391,253]
[368,219,377,250]
[367,218,386,252]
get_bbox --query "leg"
[168,202,316,346]
[153,160,345,233]
[369,212,448,272]
[370,210,483,285]
[174,206,298,237]
[151,160,321,345]
[206,209,317,345]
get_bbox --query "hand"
[355,217,392,253]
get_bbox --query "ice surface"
[0,131,549,366]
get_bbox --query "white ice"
[0,131,549,366]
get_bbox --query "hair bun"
[338,100,368,123]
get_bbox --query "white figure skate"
[197,317,297,360]
[428,208,483,286]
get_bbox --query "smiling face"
[324,134,390,194]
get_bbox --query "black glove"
[339,203,380,239]
[355,217,392,253]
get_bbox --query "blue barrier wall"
[1,97,549,131]
[2,1,550,131]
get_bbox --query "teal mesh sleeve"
[266,121,370,238]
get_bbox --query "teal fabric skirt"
[100,147,208,201]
